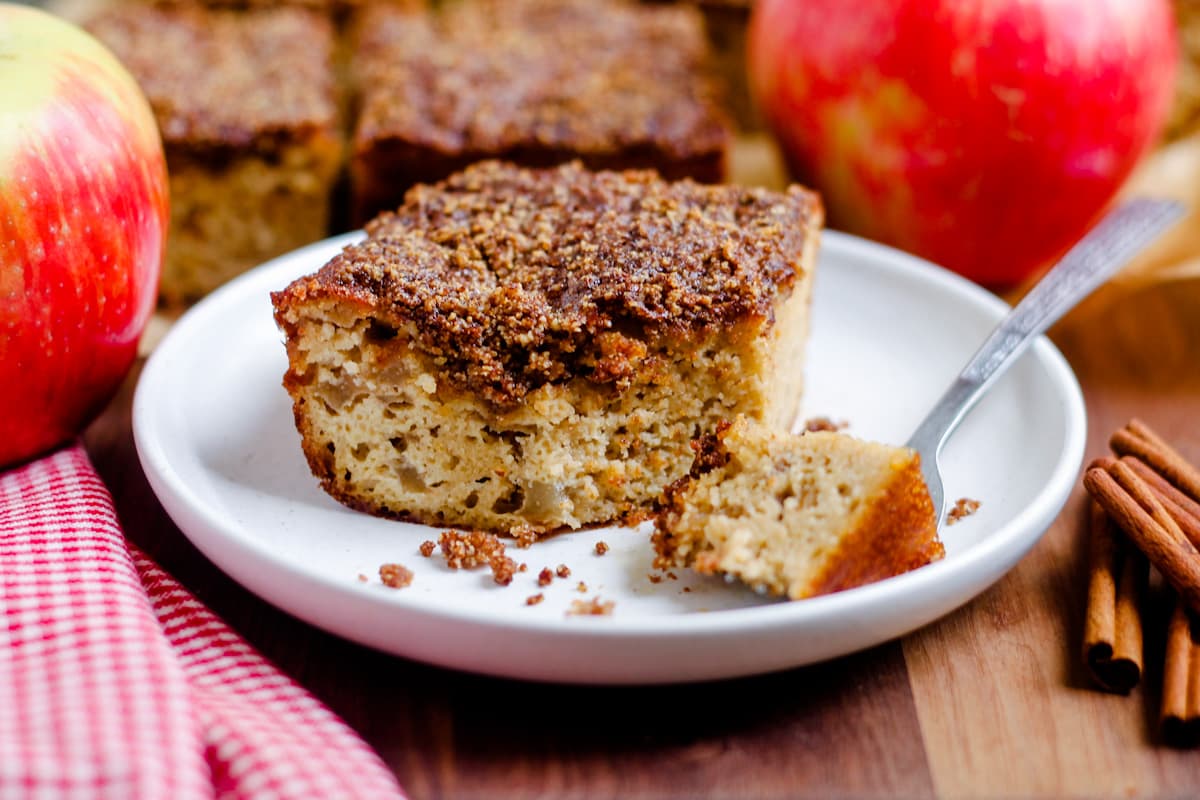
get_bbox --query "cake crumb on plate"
[379,563,413,589]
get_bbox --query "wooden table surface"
[80,266,1200,800]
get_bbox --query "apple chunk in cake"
[271,161,822,535]
[653,417,944,599]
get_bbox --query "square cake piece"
[272,161,821,536]
[654,417,944,599]
[349,0,732,224]
[88,5,343,305]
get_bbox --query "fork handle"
[906,198,1185,501]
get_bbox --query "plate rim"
[133,230,1086,642]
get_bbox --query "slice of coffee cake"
[271,161,821,535]
[654,417,943,599]
[88,4,342,305]
[349,0,731,224]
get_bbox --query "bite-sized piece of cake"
[654,417,943,599]
[88,5,343,305]
[272,161,821,535]
[349,0,732,224]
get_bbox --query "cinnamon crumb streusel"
[568,597,615,616]
[436,530,515,585]
[438,530,502,569]
[308,160,816,406]
[576,581,588,593]
[419,540,436,557]
[526,593,545,606]
[595,541,610,556]
[947,498,981,525]
[556,564,571,578]
[379,563,414,588]
[492,556,517,586]
[537,567,554,587]
[648,573,663,584]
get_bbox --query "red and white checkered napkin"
[0,444,405,800]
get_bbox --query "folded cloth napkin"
[0,444,405,800]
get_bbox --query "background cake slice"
[271,161,821,536]
[88,4,343,305]
[349,0,731,224]
[653,417,944,598]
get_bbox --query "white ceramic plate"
[134,230,1085,685]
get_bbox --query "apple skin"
[749,0,1176,286]
[0,4,168,468]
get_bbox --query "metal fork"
[906,198,1186,525]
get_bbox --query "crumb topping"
[947,498,981,525]
[525,593,545,606]
[419,540,436,557]
[354,0,728,158]
[438,530,499,569]
[594,541,610,556]
[436,530,514,584]
[379,563,414,588]
[555,564,571,578]
[88,5,337,150]
[537,567,554,587]
[568,596,615,616]
[279,161,817,406]
[576,581,588,593]
[491,556,517,586]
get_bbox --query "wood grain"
[904,280,1200,798]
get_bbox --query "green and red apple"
[749,0,1177,286]
[0,3,167,468]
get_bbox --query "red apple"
[749,0,1176,286]
[0,4,167,468]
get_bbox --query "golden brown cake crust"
[273,160,820,407]
[804,458,944,595]
[87,5,338,153]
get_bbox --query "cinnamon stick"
[1083,499,1147,693]
[1162,596,1200,746]
[1083,461,1200,616]
[1121,455,1200,549]
[1111,419,1200,504]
